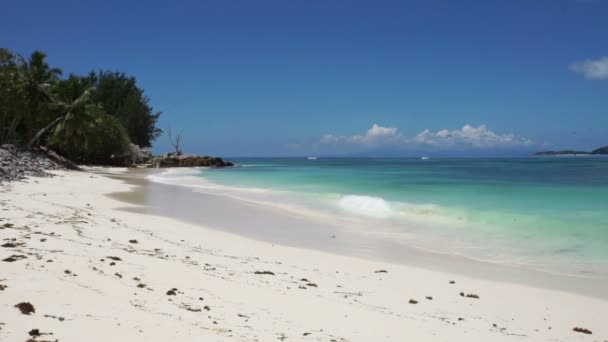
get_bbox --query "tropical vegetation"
[0,48,161,164]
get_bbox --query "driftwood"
[39,146,81,171]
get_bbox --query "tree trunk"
[1,116,20,145]
[27,114,65,148]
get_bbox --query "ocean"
[149,157,608,279]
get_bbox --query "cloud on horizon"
[321,124,402,145]
[569,57,608,80]
[320,124,534,151]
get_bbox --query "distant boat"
[307,157,318,160]
[421,156,430,160]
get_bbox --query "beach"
[1,169,607,341]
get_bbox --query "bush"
[85,114,132,165]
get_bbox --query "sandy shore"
[1,170,607,341]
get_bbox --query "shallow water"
[147,157,608,279]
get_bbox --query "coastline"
[111,168,608,300]
[1,169,607,341]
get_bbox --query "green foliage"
[49,106,131,165]
[0,48,160,164]
[85,113,132,164]
[80,71,162,147]
[0,49,23,144]
[16,50,62,141]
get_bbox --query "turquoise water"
[153,157,608,277]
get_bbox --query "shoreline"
[110,168,608,300]
[1,169,607,341]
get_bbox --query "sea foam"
[338,195,394,218]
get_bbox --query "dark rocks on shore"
[1,144,233,183]
[0,144,69,183]
[151,153,234,168]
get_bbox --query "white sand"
[1,170,606,341]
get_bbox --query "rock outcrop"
[128,144,153,165]
[151,153,233,168]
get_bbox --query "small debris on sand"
[426,296,433,300]
[28,329,40,337]
[374,270,388,274]
[460,292,480,299]
[43,314,64,321]
[1,242,23,248]
[573,327,592,334]
[129,239,138,244]
[137,283,146,288]
[14,302,35,315]
[449,280,455,284]
[3,254,27,262]
[254,271,275,275]
[306,282,318,287]
[166,288,177,296]
[106,256,122,261]
[64,270,71,275]
[409,299,418,304]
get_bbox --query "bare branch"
[167,124,183,155]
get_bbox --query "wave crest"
[338,195,394,218]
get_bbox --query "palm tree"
[28,86,95,148]
[16,50,62,141]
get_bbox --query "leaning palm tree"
[27,86,95,148]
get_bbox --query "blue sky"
[2,0,607,156]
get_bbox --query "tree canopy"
[0,48,162,163]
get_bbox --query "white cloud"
[321,124,401,145]
[413,124,533,147]
[569,57,608,80]
[320,124,533,149]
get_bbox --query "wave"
[338,195,393,218]
[147,168,270,193]
[148,168,454,224]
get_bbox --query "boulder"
[128,144,153,165]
